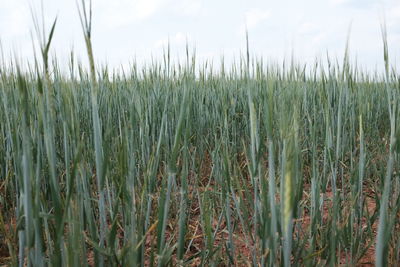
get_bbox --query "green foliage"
[0,6,399,267]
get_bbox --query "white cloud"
[383,2,400,37]
[329,0,351,6]
[95,0,165,29]
[295,22,327,47]
[245,9,271,30]
[329,0,376,9]
[135,0,164,20]
[176,0,202,16]
[388,4,400,21]
[0,1,30,38]
[311,33,327,45]
[154,32,190,48]
[238,8,270,35]
[297,22,320,35]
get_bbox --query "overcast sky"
[1,0,399,72]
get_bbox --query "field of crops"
[1,3,400,267]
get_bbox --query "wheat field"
[0,1,399,266]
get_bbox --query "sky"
[1,0,400,72]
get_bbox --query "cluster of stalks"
[0,1,399,266]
